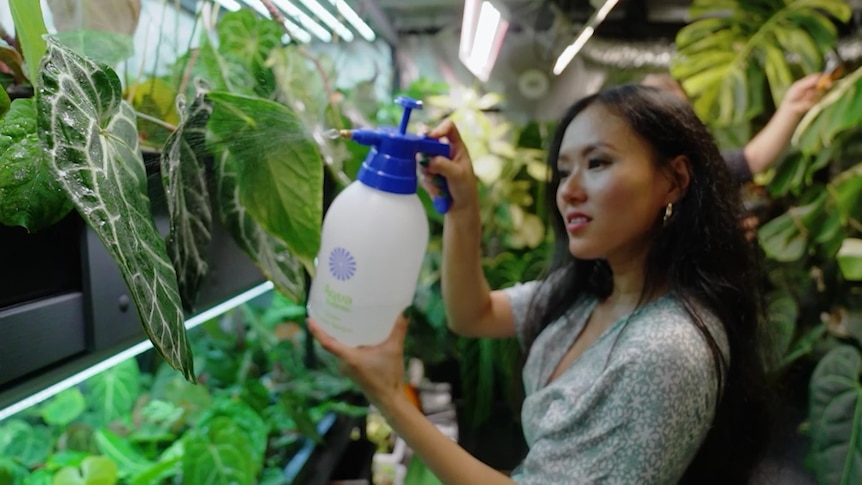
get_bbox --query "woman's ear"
[667,155,691,202]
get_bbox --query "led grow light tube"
[0,281,275,423]
[271,0,332,42]
[242,0,312,43]
[213,0,242,11]
[326,0,375,42]
[459,0,508,82]
[553,0,620,75]
[296,0,354,41]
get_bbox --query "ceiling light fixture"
[459,0,509,82]
[553,0,620,75]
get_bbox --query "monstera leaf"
[160,80,214,312]
[809,345,862,485]
[36,37,195,380]
[793,65,862,155]
[671,0,850,126]
[207,91,323,276]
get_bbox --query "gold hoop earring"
[663,203,673,225]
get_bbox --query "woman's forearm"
[441,213,493,335]
[378,394,516,485]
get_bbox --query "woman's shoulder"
[617,294,729,365]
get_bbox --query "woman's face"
[555,102,675,265]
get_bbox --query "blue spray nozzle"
[347,96,453,214]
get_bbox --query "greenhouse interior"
[1,0,862,483]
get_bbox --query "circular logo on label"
[328,247,356,281]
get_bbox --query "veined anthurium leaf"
[36,36,195,381]
[809,345,862,484]
[183,416,258,485]
[214,151,306,303]
[0,98,73,231]
[160,79,214,312]
[207,91,323,276]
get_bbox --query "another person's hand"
[421,119,480,218]
[779,73,825,118]
[307,311,410,410]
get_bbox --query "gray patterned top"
[504,281,728,484]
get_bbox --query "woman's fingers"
[427,118,464,147]
[307,318,353,360]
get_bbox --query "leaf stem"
[136,110,177,131]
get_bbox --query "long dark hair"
[523,84,773,482]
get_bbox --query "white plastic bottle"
[307,97,451,346]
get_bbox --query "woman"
[308,84,772,483]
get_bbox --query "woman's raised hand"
[421,119,480,218]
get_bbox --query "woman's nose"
[558,171,586,202]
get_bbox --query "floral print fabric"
[504,281,728,484]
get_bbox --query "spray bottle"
[307,96,451,346]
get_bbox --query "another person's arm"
[423,120,517,339]
[743,73,824,175]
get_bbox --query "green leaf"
[52,30,135,66]
[41,387,87,426]
[0,419,52,468]
[757,212,807,262]
[0,459,29,485]
[809,345,862,485]
[766,290,798,361]
[94,430,155,479]
[54,455,119,485]
[129,455,182,485]
[837,238,862,281]
[768,152,807,197]
[207,91,323,277]
[196,399,268,467]
[182,416,258,485]
[0,83,9,117]
[212,150,307,302]
[160,80,214,312]
[84,359,141,426]
[0,40,27,85]
[216,10,281,98]
[10,0,49,83]
[793,66,862,155]
[0,98,74,231]
[37,37,195,380]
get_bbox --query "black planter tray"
[283,411,373,485]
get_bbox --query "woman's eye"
[557,169,571,179]
[587,158,608,169]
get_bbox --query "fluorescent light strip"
[213,0,242,11]
[272,0,332,42]
[240,1,312,42]
[459,0,480,60]
[552,0,620,75]
[297,0,354,41]
[0,281,275,423]
[328,0,375,42]
[465,2,500,70]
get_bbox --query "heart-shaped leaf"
[183,416,258,485]
[53,455,119,485]
[213,151,306,303]
[84,359,141,427]
[216,9,281,98]
[0,98,73,231]
[36,37,194,380]
[196,399,268,466]
[160,80,214,312]
[0,419,52,468]
[809,345,862,485]
[207,91,323,278]
[40,387,87,427]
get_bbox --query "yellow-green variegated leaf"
[36,37,194,380]
[672,0,850,126]
[160,79,213,312]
